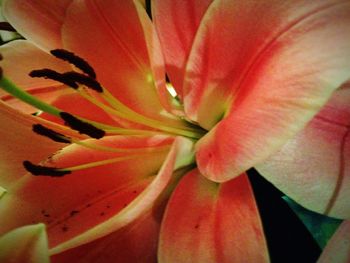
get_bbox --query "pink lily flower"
[0,0,349,262]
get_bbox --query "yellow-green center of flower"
[0,49,204,176]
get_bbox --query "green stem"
[0,77,61,116]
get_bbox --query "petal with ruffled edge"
[152,0,213,97]
[62,0,185,129]
[0,40,73,113]
[2,0,72,51]
[159,170,269,263]
[0,100,64,188]
[0,224,50,263]
[195,0,350,182]
[318,221,350,263]
[256,84,350,219]
[0,135,194,254]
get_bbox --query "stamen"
[29,69,78,89]
[32,124,71,143]
[60,112,105,139]
[74,140,170,153]
[33,124,166,153]
[0,76,108,139]
[101,89,205,138]
[55,155,149,172]
[25,153,165,176]
[62,72,103,93]
[23,161,71,177]
[50,49,96,79]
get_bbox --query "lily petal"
[195,0,350,182]
[152,0,213,97]
[62,0,182,127]
[52,205,162,263]
[256,84,350,218]
[318,221,350,263]
[0,100,62,188]
[2,0,72,51]
[0,135,194,254]
[0,40,70,91]
[159,170,269,263]
[0,224,50,263]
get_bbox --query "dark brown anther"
[32,124,71,144]
[50,49,96,79]
[29,69,78,89]
[23,161,71,177]
[62,72,103,93]
[60,112,105,139]
[0,22,16,32]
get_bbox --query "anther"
[32,124,71,143]
[50,49,96,79]
[60,112,105,139]
[29,69,78,89]
[62,72,103,93]
[23,161,71,177]
[0,22,16,32]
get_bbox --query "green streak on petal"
[283,196,342,249]
[0,77,61,116]
[0,186,7,199]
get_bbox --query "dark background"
[248,169,321,263]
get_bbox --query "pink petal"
[0,40,70,90]
[52,207,161,263]
[152,0,213,97]
[195,1,350,182]
[2,0,72,50]
[256,84,350,218]
[159,170,269,263]
[0,224,50,263]
[318,221,350,263]
[0,100,62,188]
[0,135,194,254]
[62,0,182,127]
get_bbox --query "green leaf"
[283,196,342,249]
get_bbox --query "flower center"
[0,49,202,176]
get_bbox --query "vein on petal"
[88,0,149,76]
